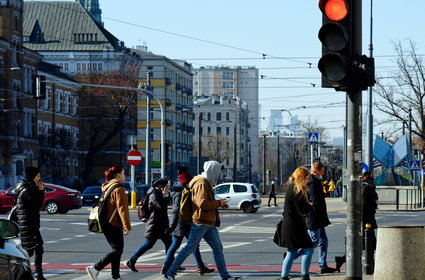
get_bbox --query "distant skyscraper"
[268,110,283,132]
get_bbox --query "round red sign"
[127,150,142,166]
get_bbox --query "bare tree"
[375,40,425,147]
[201,135,233,163]
[75,67,139,185]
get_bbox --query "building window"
[82,64,86,71]
[226,112,230,121]
[77,63,81,71]
[222,82,234,89]
[207,112,211,121]
[216,112,221,121]
[207,127,211,135]
[217,127,221,135]
[98,63,102,71]
[226,127,230,135]
[200,127,203,136]
[64,63,69,70]
[222,72,234,79]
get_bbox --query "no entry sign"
[127,150,142,166]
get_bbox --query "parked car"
[0,219,34,279]
[0,183,82,214]
[213,182,261,213]
[81,186,102,206]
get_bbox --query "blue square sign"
[308,132,319,143]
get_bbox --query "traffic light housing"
[318,0,375,91]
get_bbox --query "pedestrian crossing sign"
[409,160,421,170]
[308,132,319,143]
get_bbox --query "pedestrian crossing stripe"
[409,160,420,170]
[308,132,319,143]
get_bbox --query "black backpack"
[137,193,150,222]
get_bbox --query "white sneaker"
[86,265,99,280]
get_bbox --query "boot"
[161,265,169,275]
[35,271,47,280]
[335,256,346,273]
[301,275,310,280]
[198,266,215,275]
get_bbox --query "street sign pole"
[127,148,142,209]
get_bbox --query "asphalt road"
[2,197,424,280]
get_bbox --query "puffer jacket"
[144,186,169,239]
[168,182,191,237]
[101,179,131,231]
[15,179,45,250]
[189,176,221,227]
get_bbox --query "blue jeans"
[309,227,328,268]
[163,235,204,268]
[281,247,314,277]
[166,223,232,279]
[129,236,171,263]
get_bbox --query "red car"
[0,183,82,214]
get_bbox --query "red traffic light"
[319,0,348,21]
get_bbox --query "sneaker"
[198,266,215,275]
[177,266,185,271]
[86,265,99,280]
[125,260,138,272]
[163,274,176,280]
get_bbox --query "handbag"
[273,218,285,247]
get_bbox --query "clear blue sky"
[44,0,425,141]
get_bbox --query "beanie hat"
[152,178,168,188]
[25,167,40,181]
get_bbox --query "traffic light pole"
[346,1,363,279]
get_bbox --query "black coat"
[363,180,378,229]
[144,186,169,239]
[279,184,314,250]
[306,174,331,230]
[15,180,45,250]
[168,182,191,237]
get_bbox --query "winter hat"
[25,166,40,181]
[152,178,168,188]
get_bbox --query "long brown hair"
[288,166,310,200]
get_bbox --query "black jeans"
[95,222,124,279]
[27,244,44,274]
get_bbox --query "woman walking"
[126,178,172,272]
[15,167,47,280]
[277,167,314,280]
[86,166,131,280]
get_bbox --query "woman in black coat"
[277,167,314,280]
[161,167,214,275]
[126,178,172,272]
[15,167,47,280]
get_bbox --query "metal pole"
[233,124,237,182]
[145,70,152,186]
[262,134,267,195]
[310,144,314,167]
[130,135,136,209]
[365,0,374,173]
[160,101,165,178]
[346,1,363,279]
[197,111,202,175]
[277,133,280,185]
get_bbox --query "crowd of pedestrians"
[11,160,378,280]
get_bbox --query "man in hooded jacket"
[164,161,242,280]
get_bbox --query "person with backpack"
[86,166,131,280]
[126,178,172,272]
[161,167,215,275]
[14,167,46,280]
[163,161,242,280]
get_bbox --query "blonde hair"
[288,166,310,200]
[311,162,324,173]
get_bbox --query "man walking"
[163,161,242,280]
[306,162,337,274]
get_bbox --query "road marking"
[221,226,275,234]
